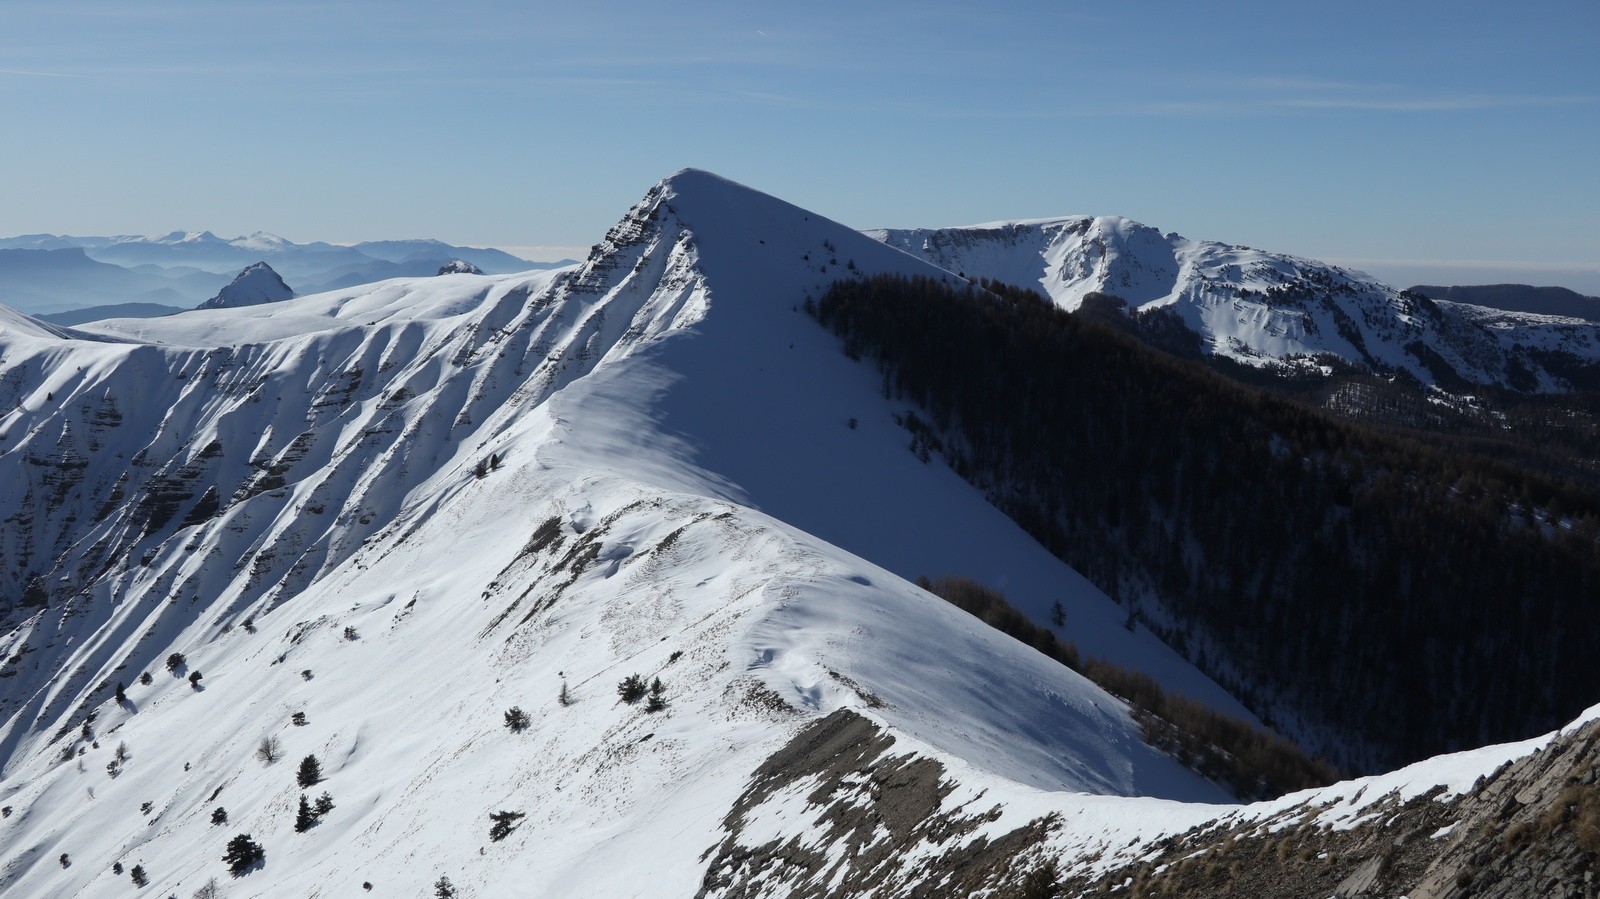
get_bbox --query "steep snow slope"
[0,171,1247,896]
[870,219,1600,391]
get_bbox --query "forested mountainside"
[811,273,1600,772]
[1071,293,1600,494]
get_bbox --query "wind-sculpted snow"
[870,219,1600,392]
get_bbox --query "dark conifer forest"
[811,273,1600,771]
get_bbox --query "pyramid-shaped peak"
[656,168,794,213]
[642,168,867,252]
[197,261,294,310]
[659,166,740,190]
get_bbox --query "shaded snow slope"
[581,171,1251,718]
[870,219,1600,392]
[0,170,1248,897]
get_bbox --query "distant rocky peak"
[152,229,222,245]
[437,259,484,275]
[197,261,294,310]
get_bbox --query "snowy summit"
[436,259,484,276]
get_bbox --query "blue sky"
[3,0,1597,290]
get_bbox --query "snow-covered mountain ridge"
[0,170,1249,896]
[1,170,1596,897]
[869,218,1600,392]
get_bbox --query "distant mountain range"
[1409,283,1600,321]
[0,231,572,316]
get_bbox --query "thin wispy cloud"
[0,68,90,78]
[1218,76,1399,93]
[1327,257,1600,273]
[1134,73,1599,116]
[1275,94,1596,112]
[1131,91,1596,117]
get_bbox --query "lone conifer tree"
[223,833,264,876]
[296,754,321,788]
[488,810,526,841]
[294,794,315,833]
[645,678,668,713]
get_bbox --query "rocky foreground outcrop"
[701,709,1600,898]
